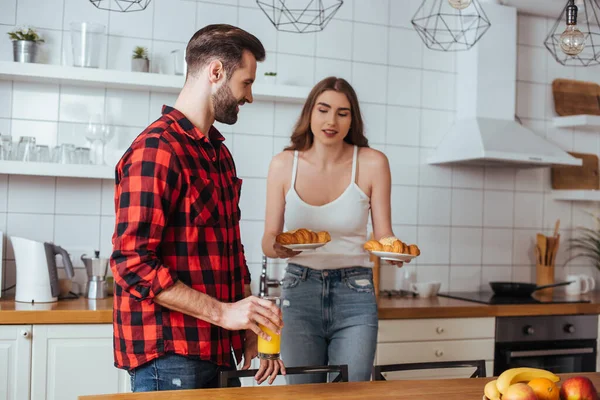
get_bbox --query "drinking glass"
[257,296,288,360]
[16,136,36,161]
[70,22,106,68]
[0,135,12,160]
[35,145,51,163]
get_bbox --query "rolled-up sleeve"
[110,135,182,302]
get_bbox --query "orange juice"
[258,324,281,360]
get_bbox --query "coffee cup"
[565,274,596,295]
[410,281,441,298]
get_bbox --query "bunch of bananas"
[483,367,560,400]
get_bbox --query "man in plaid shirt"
[110,24,285,392]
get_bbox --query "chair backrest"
[219,364,349,388]
[372,360,486,381]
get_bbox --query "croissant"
[363,240,383,251]
[392,239,405,254]
[408,244,421,256]
[317,231,331,243]
[276,228,331,245]
[379,236,398,247]
[275,232,295,244]
[364,237,420,257]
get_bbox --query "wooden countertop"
[79,373,600,400]
[2,291,600,324]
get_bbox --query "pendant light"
[256,0,343,33]
[545,0,600,66]
[89,0,151,12]
[411,0,491,52]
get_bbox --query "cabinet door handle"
[436,327,445,334]
[435,349,444,357]
[20,330,31,339]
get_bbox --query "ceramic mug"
[565,274,596,295]
[411,281,441,298]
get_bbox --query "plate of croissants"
[275,228,332,250]
[363,236,421,262]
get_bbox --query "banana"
[484,379,501,400]
[496,367,560,395]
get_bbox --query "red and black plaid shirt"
[110,105,250,371]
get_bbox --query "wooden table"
[79,372,600,400]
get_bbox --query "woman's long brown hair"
[284,77,369,151]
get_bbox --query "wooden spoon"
[537,233,547,266]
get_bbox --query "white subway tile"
[517,45,547,84]
[0,81,12,119]
[16,0,64,30]
[239,178,267,221]
[417,226,450,265]
[481,266,512,290]
[420,109,454,148]
[197,2,238,29]
[0,26,13,63]
[386,106,420,147]
[153,0,196,43]
[6,213,55,259]
[361,103,386,145]
[149,92,178,117]
[233,134,272,178]
[63,0,109,29]
[276,54,315,87]
[273,136,290,156]
[388,28,422,69]
[482,228,513,265]
[450,266,482,292]
[0,118,11,137]
[516,82,546,120]
[101,179,115,216]
[353,23,387,65]
[352,63,387,104]
[11,119,58,148]
[34,29,63,65]
[484,168,515,190]
[421,70,455,111]
[422,46,455,73]
[277,31,316,57]
[7,175,55,214]
[59,86,105,124]
[387,66,421,107]
[547,52,575,83]
[106,36,153,72]
[392,224,418,246]
[238,8,277,52]
[234,101,275,136]
[0,0,16,25]
[54,215,101,267]
[12,82,59,121]
[452,166,484,189]
[512,266,534,283]
[417,264,449,292]
[512,229,538,265]
[55,178,102,215]
[315,19,353,60]
[99,215,114,258]
[390,0,423,28]
[108,1,154,39]
[273,103,303,137]
[517,15,547,46]
[353,0,388,25]
[513,192,543,229]
[106,89,150,127]
[148,40,186,75]
[450,227,482,265]
[391,185,418,225]
[419,148,452,187]
[418,187,451,226]
[239,219,264,263]
[451,189,483,227]
[483,190,514,228]
[387,145,419,186]
[314,58,352,82]
[332,0,353,20]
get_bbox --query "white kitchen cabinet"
[0,325,32,400]
[375,317,496,380]
[30,324,129,400]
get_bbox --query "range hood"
[427,1,582,168]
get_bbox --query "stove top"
[438,291,591,305]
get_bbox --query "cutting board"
[552,78,600,116]
[551,152,599,190]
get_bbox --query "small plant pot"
[264,75,277,84]
[131,58,149,73]
[13,40,38,63]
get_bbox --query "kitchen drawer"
[377,318,495,343]
[376,339,495,365]
[378,361,494,380]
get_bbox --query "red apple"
[560,376,599,400]
[503,383,537,400]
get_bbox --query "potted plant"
[264,71,277,84]
[7,27,44,63]
[565,210,600,270]
[131,46,149,73]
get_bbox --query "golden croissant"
[276,228,331,245]
[363,236,420,256]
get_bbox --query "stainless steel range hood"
[427,1,582,168]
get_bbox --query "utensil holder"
[536,263,555,295]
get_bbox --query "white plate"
[370,251,417,262]
[281,243,327,251]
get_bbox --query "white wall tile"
[239,220,263,263]
[11,119,58,147]
[238,8,277,52]
[482,228,513,265]
[517,82,547,120]
[419,109,453,148]
[239,178,267,221]
[388,28,422,69]
[517,45,547,84]
[63,0,109,29]
[0,25,13,63]
[149,92,178,117]
[152,0,196,43]
[419,148,452,187]
[315,19,353,60]
[451,189,483,227]
[547,52,575,83]
[483,190,514,228]
[314,58,352,82]
[149,40,186,75]
[277,31,315,57]
[513,192,543,228]
[386,106,420,146]
[387,66,421,107]
[481,266,512,290]
[234,101,275,136]
[0,0,17,25]
[361,103,386,144]
[273,103,302,137]
[484,168,515,190]
[390,0,425,29]
[512,229,538,265]
[273,136,290,156]
[353,0,388,25]
[106,89,150,127]
[196,2,238,28]
[452,166,484,189]
[106,36,153,72]
[450,227,482,265]
[55,178,102,215]
[0,81,12,119]
[417,226,450,265]
[391,185,418,225]
[0,176,7,212]
[450,266,482,292]
[0,118,11,137]
[515,168,545,192]
[6,213,54,259]
[387,145,419,186]
[99,215,114,258]
[12,82,59,121]
[422,47,455,73]
[421,70,455,111]
[276,54,314,86]
[352,63,387,104]
[352,23,387,64]
[35,29,63,65]
[418,187,451,226]
[101,180,115,216]
[54,215,100,267]
[517,15,547,46]
[108,1,154,39]
[16,0,64,30]
[59,86,105,123]
[417,264,449,292]
[233,134,272,178]
[7,176,55,214]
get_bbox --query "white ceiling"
[499,0,566,19]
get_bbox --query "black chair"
[219,364,349,388]
[372,360,486,381]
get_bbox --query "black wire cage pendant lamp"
[411,0,492,52]
[544,0,600,67]
[90,0,151,12]
[256,0,343,33]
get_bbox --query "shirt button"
[323,271,329,277]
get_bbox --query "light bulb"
[560,25,585,55]
[448,0,472,10]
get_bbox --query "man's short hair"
[185,24,266,79]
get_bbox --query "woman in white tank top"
[261,77,405,384]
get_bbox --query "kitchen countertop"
[78,373,600,400]
[2,291,600,324]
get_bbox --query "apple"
[560,376,599,400]
[503,383,537,400]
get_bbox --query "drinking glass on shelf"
[35,145,51,163]
[52,144,76,164]
[16,136,36,161]
[74,147,91,164]
[86,114,115,165]
[0,135,12,160]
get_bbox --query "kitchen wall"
[1,0,600,295]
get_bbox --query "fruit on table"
[527,377,559,400]
[496,367,560,395]
[484,379,501,400]
[503,383,537,400]
[560,376,599,400]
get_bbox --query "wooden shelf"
[551,189,600,201]
[552,115,600,131]
[0,61,311,103]
[0,161,113,179]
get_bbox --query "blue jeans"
[128,353,241,392]
[280,264,378,384]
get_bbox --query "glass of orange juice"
[258,296,283,360]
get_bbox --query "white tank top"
[283,145,372,269]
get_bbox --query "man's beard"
[212,82,240,125]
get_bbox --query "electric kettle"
[11,236,75,303]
